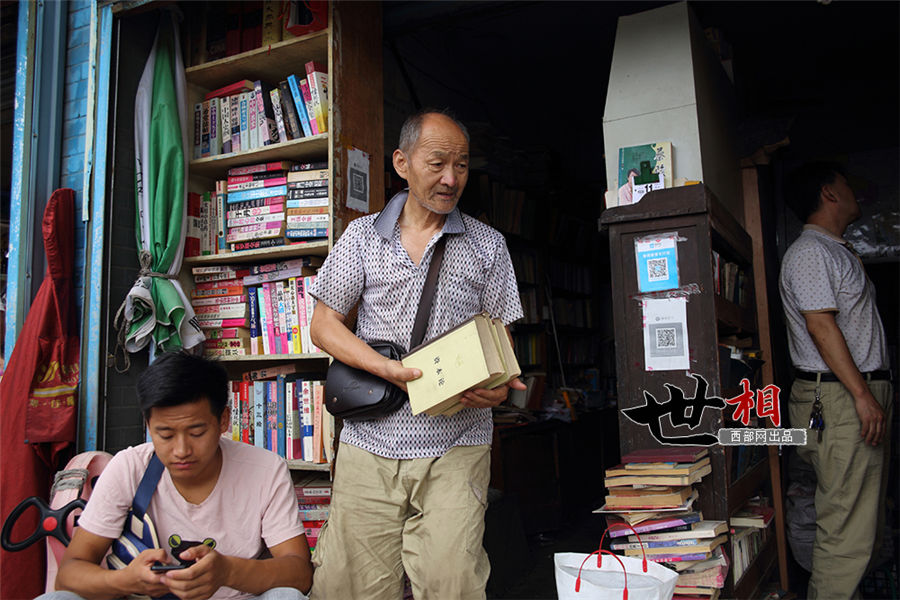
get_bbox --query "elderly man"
[308,109,525,599]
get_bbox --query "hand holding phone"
[150,561,192,572]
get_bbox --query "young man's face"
[146,398,229,487]
[394,113,469,215]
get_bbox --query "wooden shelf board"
[286,460,331,472]
[184,241,329,266]
[189,135,329,178]
[715,294,756,333]
[185,30,329,89]
[208,352,331,363]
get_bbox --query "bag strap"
[409,234,447,349]
[132,454,164,520]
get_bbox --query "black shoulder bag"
[324,235,446,420]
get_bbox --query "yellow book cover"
[405,313,512,416]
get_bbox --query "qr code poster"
[642,297,690,371]
[635,233,679,293]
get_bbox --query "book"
[626,520,727,542]
[286,168,329,182]
[617,457,711,474]
[287,74,313,137]
[729,504,774,528]
[192,103,202,159]
[229,93,242,152]
[254,80,279,145]
[602,510,703,537]
[298,78,318,135]
[220,97,232,154]
[205,79,255,101]
[403,313,520,416]
[604,486,693,509]
[605,464,712,488]
[261,0,283,46]
[617,534,727,556]
[621,447,709,464]
[228,185,289,203]
[242,363,298,382]
[270,88,289,143]
[278,80,303,140]
[305,60,328,133]
[617,141,672,205]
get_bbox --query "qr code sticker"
[349,167,368,203]
[647,257,669,282]
[655,327,677,349]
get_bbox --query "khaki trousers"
[789,378,893,600]
[310,443,491,600]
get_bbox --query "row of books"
[518,288,542,325]
[185,160,330,257]
[548,259,593,296]
[729,498,775,584]
[193,65,327,161]
[226,372,330,464]
[711,250,749,307]
[513,330,545,368]
[294,473,332,551]
[191,256,324,356]
[598,446,728,600]
[185,1,327,67]
[550,297,595,329]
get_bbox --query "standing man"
[779,162,893,599]
[308,109,525,599]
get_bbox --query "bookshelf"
[178,1,384,472]
[600,185,785,598]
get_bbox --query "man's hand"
[161,543,228,600]
[382,359,422,392]
[119,548,172,598]
[459,378,528,409]
[854,392,886,446]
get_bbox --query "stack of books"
[185,160,330,257]
[226,363,332,465]
[597,447,727,600]
[192,63,328,160]
[294,473,332,552]
[190,256,324,357]
[729,498,775,584]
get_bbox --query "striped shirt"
[309,191,524,459]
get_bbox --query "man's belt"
[794,369,891,383]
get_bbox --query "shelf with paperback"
[600,184,786,598]
[176,1,387,473]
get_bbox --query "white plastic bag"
[554,523,678,600]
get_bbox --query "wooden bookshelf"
[188,135,329,179]
[183,240,329,266]
[209,352,330,364]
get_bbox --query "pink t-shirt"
[78,438,303,600]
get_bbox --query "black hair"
[137,352,229,420]
[786,161,846,223]
[398,107,470,153]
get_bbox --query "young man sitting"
[46,352,312,600]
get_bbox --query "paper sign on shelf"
[635,232,679,292]
[642,296,690,371]
[346,147,370,213]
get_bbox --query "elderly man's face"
[395,114,469,215]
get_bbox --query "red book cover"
[205,79,255,101]
[621,447,708,464]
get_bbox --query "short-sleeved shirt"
[779,224,888,373]
[77,439,303,600]
[309,191,523,459]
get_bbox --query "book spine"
[196,318,249,328]
[303,275,317,352]
[242,266,310,286]
[301,380,314,461]
[227,226,284,244]
[229,196,286,210]
[287,74,313,137]
[231,237,285,252]
[287,187,328,199]
[284,381,294,460]
[240,380,251,444]
[254,81,271,146]
[270,88,289,143]
[261,0,283,46]
[228,212,286,228]
[248,89,259,149]
[231,382,241,441]
[261,284,277,353]
[298,78,318,135]
[211,98,221,156]
[266,380,278,452]
[286,198,329,209]
[221,96,232,154]
[204,327,249,339]
[227,204,285,220]
[239,92,250,151]
[193,103,202,159]
[255,286,271,354]
[227,170,287,184]
[287,168,330,182]
[313,381,324,462]
[276,281,290,354]
[227,161,293,177]
[194,276,244,290]
[296,277,309,354]
[286,228,328,239]
[276,374,286,457]
[204,348,248,357]
[289,277,301,354]
[286,206,328,216]
[248,286,260,354]
[227,177,288,192]
[287,179,329,189]
[193,304,247,317]
[305,62,328,132]
[290,161,329,171]
[230,93,242,153]
[290,379,302,459]
[215,181,228,253]
[227,185,288,203]
[203,338,250,349]
[253,382,266,449]
[278,80,303,139]
[200,100,210,157]
[191,286,244,298]
[286,214,329,227]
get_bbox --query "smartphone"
[150,562,189,572]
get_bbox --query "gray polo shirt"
[779,225,888,373]
[309,191,524,459]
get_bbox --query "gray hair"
[398,108,470,153]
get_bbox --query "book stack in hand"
[403,312,521,417]
[597,446,727,598]
[293,473,332,552]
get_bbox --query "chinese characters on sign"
[622,373,800,446]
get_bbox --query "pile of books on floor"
[597,446,728,600]
[729,497,775,583]
[227,363,332,464]
[192,64,328,160]
[294,473,332,552]
[185,160,329,257]
[190,256,323,357]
